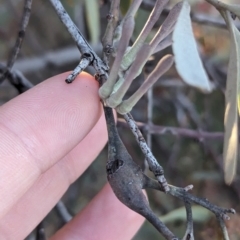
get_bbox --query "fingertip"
[51,184,145,240]
[0,71,103,219]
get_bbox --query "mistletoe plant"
[1,0,239,239]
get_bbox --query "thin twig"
[11,45,102,75]
[118,118,224,140]
[101,0,120,64]
[216,212,231,240]
[167,185,235,227]
[0,64,33,93]
[55,200,73,224]
[123,113,169,192]
[183,200,194,240]
[0,0,32,83]
[144,86,153,173]
[48,0,108,81]
[65,58,91,83]
[146,88,153,150]
[36,221,46,240]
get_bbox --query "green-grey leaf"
[84,0,100,45]
[222,11,240,184]
[172,1,212,92]
[160,206,212,224]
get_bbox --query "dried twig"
[0,63,33,93]
[123,113,169,191]
[101,0,120,64]
[48,0,108,83]
[144,86,153,173]
[118,118,224,140]
[11,45,102,75]
[55,200,73,224]
[36,222,46,240]
[182,200,194,240]
[0,0,32,84]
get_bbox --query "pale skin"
[0,72,144,239]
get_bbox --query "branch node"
[184,185,194,192]
[106,13,114,21]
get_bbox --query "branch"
[55,200,73,224]
[123,113,169,192]
[0,0,32,83]
[104,106,176,240]
[48,0,108,81]
[0,63,33,93]
[11,45,102,75]
[118,118,224,140]
[144,84,153,173]
[101,0,120,64]
[182,200,194,240]
[106,106,235,240]
[36,221,47,240]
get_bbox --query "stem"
[103,106,121,159]
[103,105,176,240]
[182,201,194,240]
[36,221,46,240]
[217,217,230,240]
[49,0,108,77]
[102,0,121,64]
[144,211,178,240]
[0,0,32,83]
[55,200,73,223]
[65,57,91,83]
[123,113,169,192]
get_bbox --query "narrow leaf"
[117,55,174,114]
[84,0,100,45]
[223,11,240,184]
[150,1,183,49]
[172,1,212,92]
[99,15,135,99]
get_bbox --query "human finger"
[0,112,108,239]
[0,72,101,218]
[51,184,145,240]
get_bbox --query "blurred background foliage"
[0,0,240,239]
